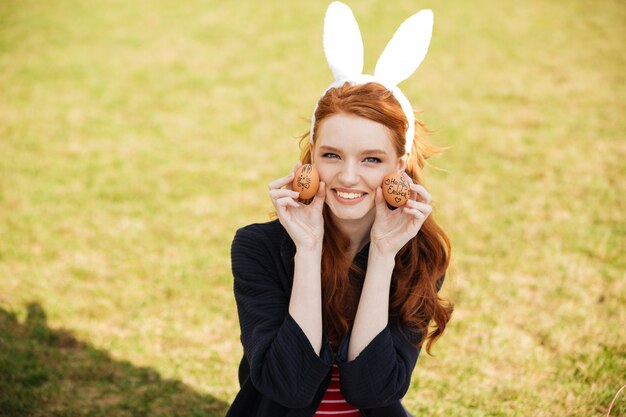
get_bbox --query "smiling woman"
[301,81,452,360]
[225,2,453,417]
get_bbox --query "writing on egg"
[297,174,312,189]
[384,176,409,200]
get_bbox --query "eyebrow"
[318,145,388,156]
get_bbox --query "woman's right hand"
[269,162,326,251]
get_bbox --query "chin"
[326,200,375,221]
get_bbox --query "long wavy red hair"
[300,82,453,355]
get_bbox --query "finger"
[405,177,432,204]
[270,189,300,201]
[275,196,300,209]
[375,187,388,216]
[401,207,427,222]
[268,171,296,191]
[311,181,326,208]
[283,161,303,191]
[406,199,433,214]
[402,172,418,201]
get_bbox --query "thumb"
[375,187,387,216]
[311,181,326,208]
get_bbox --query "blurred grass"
[0,303,225,416]
[0,0,624,416]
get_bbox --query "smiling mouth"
[334,190,367,200]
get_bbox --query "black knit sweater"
[226,219,443,417]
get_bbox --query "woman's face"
[312,113,406,222]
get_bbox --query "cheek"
[365,170,388,190]
[315,163,336,184]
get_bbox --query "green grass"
[1,0,624,416]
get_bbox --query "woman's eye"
[363,157,381,163]
[323,153,340,159]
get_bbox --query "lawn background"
[0,0,624,416]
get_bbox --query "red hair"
[300,82,453,354]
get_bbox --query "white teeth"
[336,191,364,199]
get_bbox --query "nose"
[338,162,360,186]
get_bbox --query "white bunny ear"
[323,1,364,81]
[374,9,433,86]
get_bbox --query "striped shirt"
[314,363,362,416]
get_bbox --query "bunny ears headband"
[310,2,434,156]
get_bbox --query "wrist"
[368,244,397,266]
[369,237,400,258]
[295,241,323,256]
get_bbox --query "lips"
[336,191,364,199]
[332,189,368,205]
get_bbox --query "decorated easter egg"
[382,172,410,207]
[293,164,320,199]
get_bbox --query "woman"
[226,3,452,416]
[226,81,453,417]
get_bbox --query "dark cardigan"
[226,220,443,417]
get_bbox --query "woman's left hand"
[370,173,433,256]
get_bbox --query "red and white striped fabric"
[314,363,362,416]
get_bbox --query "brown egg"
[292,164,320,199]
[382,172,410,207]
